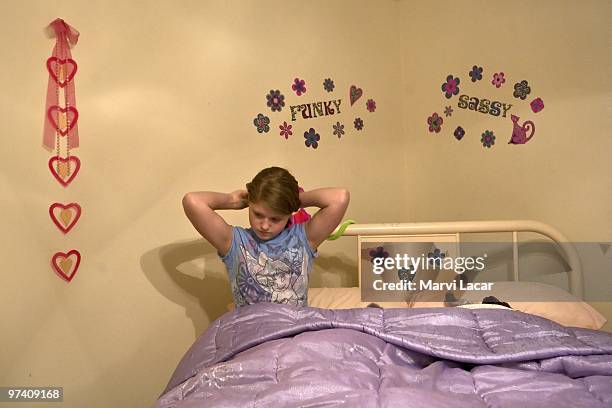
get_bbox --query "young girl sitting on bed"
[182,167,350,308]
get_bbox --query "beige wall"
[1,0,610,407]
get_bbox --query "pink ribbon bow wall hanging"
[44,18,83,282]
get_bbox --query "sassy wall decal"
[508,114,535,144]
[52,250,81,282]
[49,203,82,234]
[430,66,543,149]
[349,85,363,106]
[457,95,513,117]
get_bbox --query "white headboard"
[333,220,583,298]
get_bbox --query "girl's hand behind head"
[230,189,249,210]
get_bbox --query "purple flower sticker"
[513,80,531,100]
[354,117,364,130]
[292,78,307,96]
[253,113,270,133]
[304,127,320,149]
[441,75,460,99]
[454,126,465,140]
[444,106,453,117]
[481,130,495,148]
[469,65,483,82]
[279,121,293,139]
[366,99,376,112]
[369,246,389,263]
[492,72,506,88]
[427,113,443,133]
[332,122,345,138]
[530,97,544,113]
[323,78,334,92]
[266,89,285,112]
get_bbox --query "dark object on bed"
[155,303,612,407]
[482,295,512,308]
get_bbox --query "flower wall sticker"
[369,246,389,263]
[354,117,364,130]
[279,121,293,139]
[492,72,506,88]
[530,97,544,113]
[513,80,531,100]
[304,127,320,149]
[441,75,460,99]
[253,113,270,133]
[266,89,285,112]
[454,126,465,140]
[481,130,495,148]
[366,99,376,112]
[333,122,345,138]
[291,78,307,96]
[427,113,443,133]
[444,106,453,117]
[323,78,334,92]
[469,65,483,82]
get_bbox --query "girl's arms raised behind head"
[182,190,247,256]
[301,188,350,250]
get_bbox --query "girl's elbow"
[338,188,350,205]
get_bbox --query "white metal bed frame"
[334,220,584,298]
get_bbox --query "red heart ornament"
[46,57,78,88]
[48,155,81,187]
[349,85,363,106]
[49,203,82,234]
[52,250,81,282]
[47,106,78,136]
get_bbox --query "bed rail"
[333,220,583,298]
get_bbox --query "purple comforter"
[155,303,612,407]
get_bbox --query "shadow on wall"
[140,239,232,337]
[141,238,358,337]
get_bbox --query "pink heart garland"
[349,85,363,106]
[49,203,82,234]
[47,106,79,136]
[48,155,81,187]
[52,250,81,282]
[46,57,78,88]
